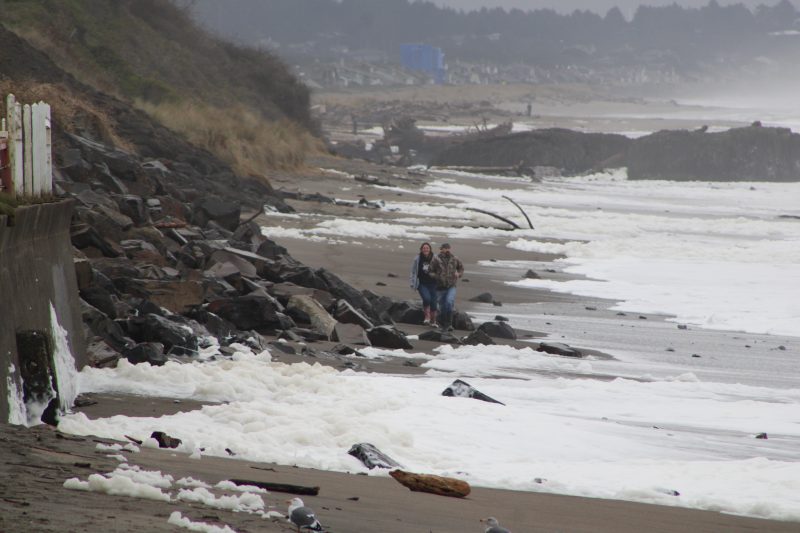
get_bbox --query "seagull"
[287,497,323,532]
[481,516,512,533]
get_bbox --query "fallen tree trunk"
[502,195,534,230]
[230,478,320,496]
[465,207,520,230]
[389,470,471,498]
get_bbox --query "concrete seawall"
[0,201,86,423]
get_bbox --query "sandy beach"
[3,154,798,532]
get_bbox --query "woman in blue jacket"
[410,242,438,326]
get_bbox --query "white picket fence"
[0,94,53,197]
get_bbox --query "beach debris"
[502,195,534,229]
[232,479,318,496]
[367,325,413,349]
[492,300,502,306]
[585,306,597,311]
[777,345,786,351]
[494,315,509,321]
[287,497,323,531]
[481,516,512,533]
[692,354,701,358]
[677,324,688,330]
[442,379,505,405]
[460,329,495,346]
[470,292,494,303]
[466,207,520,230]
[524,269,540,279]
[389,470,471,498]
[656,487,681,496]
[477,321,517,340]
[638,315,648,319]
[150,431,182,449]
[348,443,402,470]
[536,342,583,358]
[755,433,768,439]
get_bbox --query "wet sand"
[3,157,797,532]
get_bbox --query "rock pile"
[55,132,437,367]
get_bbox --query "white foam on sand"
[54,167,800,523]
[59,352,800,521]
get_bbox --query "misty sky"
[433,0,781,16]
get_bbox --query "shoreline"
[4,156,798,532]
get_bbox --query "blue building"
[399,44,445,84]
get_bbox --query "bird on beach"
[287,497,323,532]
[481,516,512,533]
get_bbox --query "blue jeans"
[437,286,457,317]
[417,282,438,310]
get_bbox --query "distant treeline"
[192,0,799,70]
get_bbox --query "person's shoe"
[422,319,430,325]
[446,325,454,332]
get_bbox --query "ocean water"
[57,169,800,522]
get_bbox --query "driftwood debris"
[502,195,534,229]
[389,470,471,498]
[466,207,520,230]
[230,479,320,496]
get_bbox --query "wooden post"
[9,96,24,197]
[32,102,53,196]
[23,103,33,196]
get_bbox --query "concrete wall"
[0,201,86,423]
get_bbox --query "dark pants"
[436,286,457,327]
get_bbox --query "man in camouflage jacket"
[429,242,464,331]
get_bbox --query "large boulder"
[387,301,424,325]
[334,300,374,329]
[537,342,583,358]
[332,323,371,346]
[317,269,377,321]
[477,321,516,340]
[287,295,337,339]
[193,197,241,231]
[367,325,413,350]
[442,379,504,405]
[206,294,287,331]
[126,313,199,356]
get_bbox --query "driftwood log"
[502,195,534,229]
[389,470,471,498]
[465,207,520,230]
[229,479,319,496]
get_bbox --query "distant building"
[399,44,445,84]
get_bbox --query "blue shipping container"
[400,44,445,83]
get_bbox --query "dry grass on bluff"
[0,0,318,171]
[139,100,322,174]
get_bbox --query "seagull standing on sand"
[481,516,512,533]
[287,497,323,532]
